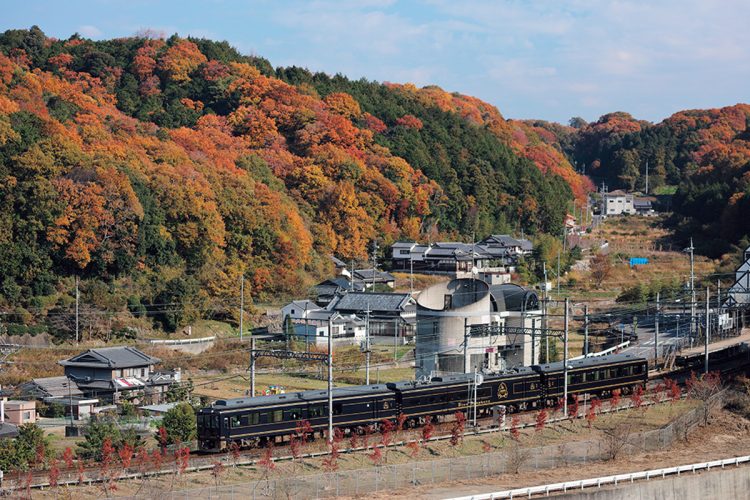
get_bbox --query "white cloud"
[78,25,102,38]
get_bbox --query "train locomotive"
[197,353,647,452]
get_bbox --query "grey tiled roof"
[331,292,411,313]
[330,255,347,268]
[353,269,395,282]
[391,241,417,248]
[20,376,84,399]
[60,346,160,369]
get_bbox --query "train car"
[387,367,543,421]
[675,342,749,371]
[532,353,647,405]
[197,353,650,452]
[197,384,396,452]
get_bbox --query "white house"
[281,300,367,346]
[601,190,635,216]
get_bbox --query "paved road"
[622,313,694,361]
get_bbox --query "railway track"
[10,385,686,492]
[9,353,747,492]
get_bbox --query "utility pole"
[371,241,378,292]
[250,336,256,397]
[75,276,79,344]
[686,238,696,337]
[472,369,479,427]
[654,292,659,367]
[364,303,371,385]
[239,274,245,341]
[584,304,589,357]
[409,254,414,296]
[704,288,710,374]
[563,298,569,418]
[531,317,536,364]
[463,318,471,374]
[543,262,549,362]
[717,279,721,338]
[557,250,561,297]
[645,160,649,194]
[327,314,334,444]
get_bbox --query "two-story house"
[601,190,635,215]
[59,346,178,403]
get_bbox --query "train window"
[270,410,282,422]
[240,415,249,426]
[230,416,240,428]
[285,409,301,421]
[333,403,343,415]
[309,405,325,418]
[211,416,218,429]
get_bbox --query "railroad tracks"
[11,391,687,492]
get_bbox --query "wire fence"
[124,392,723,499]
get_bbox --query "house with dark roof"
[392,237,531,276]
[20,376,84,400]
[58,347,179,403]
[313,278,365,305]
[352,269,396,289]
[479,235,533,259]
[329,292,416,338]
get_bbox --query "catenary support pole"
[365,303,371,385]
[239,274,244,341]
[705,288,710,374]
[250,336,256,397]
[463,318,470,374]
[689,238,695,336]
[655,292,659,366]
[328,315,334,444]
[563,298,569,418]
[584,304,589,357]
[543,263,549,362]
[75,275,79,344]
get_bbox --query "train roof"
[209,384,393,410]
[533,353,645,374]
[387,367,537,392]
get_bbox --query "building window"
[23,411,30,421]
[291,309,295,315]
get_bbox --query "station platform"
[677,328,750,357]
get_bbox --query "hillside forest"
[0,27,747,340]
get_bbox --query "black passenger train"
[197,353,647,452]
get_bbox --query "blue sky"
[5,0,749,123]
